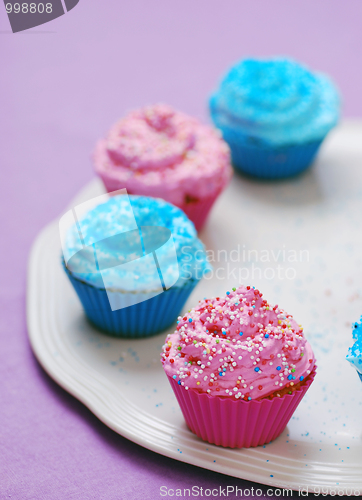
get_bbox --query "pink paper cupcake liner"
[180,193,219,232]
[167,367,316,448]
[97,172,125,195]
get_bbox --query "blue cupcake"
[209,58,340,179]
[346,318,362,383]
[61,194,211,338]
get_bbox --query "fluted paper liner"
[63,262,198,338]
[181,193,220,232]
[167,367,316,448]
[219,124,324,179]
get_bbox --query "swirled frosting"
[94,104,232,206]
[346,318,362,376]
[209,58,340,146]
[63,195,211,291]
[162,285,315,400]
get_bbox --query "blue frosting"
[63,195,211,291]
[209,58,340,146]
[346,318,362,375]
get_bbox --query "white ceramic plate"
[27,121,362,493]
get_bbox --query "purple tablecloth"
[1,1,362,498]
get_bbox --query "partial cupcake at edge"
[61,194,211,338]
[209,57,340,179]
[161,285,316,448]
[346,317,362,383]
[93,103,233,231]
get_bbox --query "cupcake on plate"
[346,317,362,383]
[209,57,340,179]
[93,103,232,231]
[161,285,316,448]
[61,194,211,338]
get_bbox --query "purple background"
[1,1,361,498]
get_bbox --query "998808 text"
[5,3,53,14]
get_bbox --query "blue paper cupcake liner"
[63,264,198,338]
[217,127,323,180]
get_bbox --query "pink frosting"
[94,104,232,206]
[161,285,316,401]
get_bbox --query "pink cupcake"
[93,104,232,231]
[161,285,316,448]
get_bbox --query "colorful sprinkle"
[161,285,314,403]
